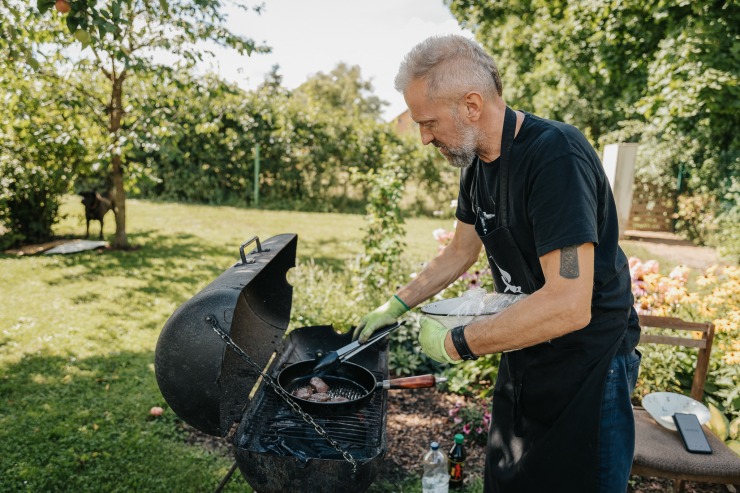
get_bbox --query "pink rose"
[150,406,164,417]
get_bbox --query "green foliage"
[0,66,102,247]
[31,0,265,67]
[630,258,740,421]
[288,259,360,334]
[4,0,269,247]
[633,341,696,397]
[356,155,409,305]
[0,163,64,248]
[388,312,444,377]
[447,398,492,446]
[447,0,739,246]
[711,177,740,263]
[368,474,484,493]
[444,354,501,399]
[708,363,740,420]
[2,4,451,240]
[674,192,717,245]
[125,63,447,213]
[125,70,261,205]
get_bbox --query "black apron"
[476,107,627,493]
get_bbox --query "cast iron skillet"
[277,360,440,416]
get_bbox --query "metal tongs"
[311,321,406,374]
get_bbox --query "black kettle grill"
[154,234,390,492]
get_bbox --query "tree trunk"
[109,73,127,248]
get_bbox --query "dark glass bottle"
[448,433,466,489]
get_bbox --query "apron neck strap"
[499,106,516,227]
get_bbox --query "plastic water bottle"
[448,433,467,489]
[422,441,449,493]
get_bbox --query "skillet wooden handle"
[383,374,441,389]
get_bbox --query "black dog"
[80,191,114,240]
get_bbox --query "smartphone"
[673,412,712,454]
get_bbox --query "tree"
[10,0,267,248]
[126,67,269,205]
[446,0,738,245]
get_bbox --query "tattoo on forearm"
[560,245,580,279]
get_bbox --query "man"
[354,35,641,493]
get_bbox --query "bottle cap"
[431,441,440,450]
[454,434,464,444]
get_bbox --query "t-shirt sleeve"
[528,153,599,257]
[455,166,476,224]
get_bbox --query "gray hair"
[394,35,503,100]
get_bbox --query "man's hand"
[353,295,409,343]
[418,317,461,364]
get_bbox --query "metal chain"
[206,315,358,473]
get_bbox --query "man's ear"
[464,91,483,122]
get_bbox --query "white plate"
[421,292,526,329]
[641,392,710,431]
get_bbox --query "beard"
[433,109,481,169]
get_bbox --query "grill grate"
[240,370,386,452]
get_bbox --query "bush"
[388,311,444,377]
[354,158,408,307]
[710,177,740,264]
[630,258,740,420]
[447,398,492,446]
[288,259,362,334]
[0,67,99,248]
[675,193,717,245]
[0,162,65,248]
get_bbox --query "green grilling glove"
[353,295,409,343]
[418,316,461,365]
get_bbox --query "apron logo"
[490,255,523,294]
[476,207,496,235]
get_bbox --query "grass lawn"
[0,197,691,492]
[0,197,452,493]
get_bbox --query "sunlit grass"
[0,197,453,493]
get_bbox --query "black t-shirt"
[456,112,639,351]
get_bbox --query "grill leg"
[214,462,239,493]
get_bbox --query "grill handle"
[378,374,447,390]
[239,236,270,265]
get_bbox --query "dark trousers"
[598,349,642,493]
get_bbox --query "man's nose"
[419,127,434,146]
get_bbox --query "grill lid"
[155,234,296,437]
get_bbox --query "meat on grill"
[291,377,352,403]
[289,375,329,399]
[307,392,331,402]
[309,376,330,394]
[292,386,314,399]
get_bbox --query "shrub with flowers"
[629,258,740,421]
[448,398,492,446]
